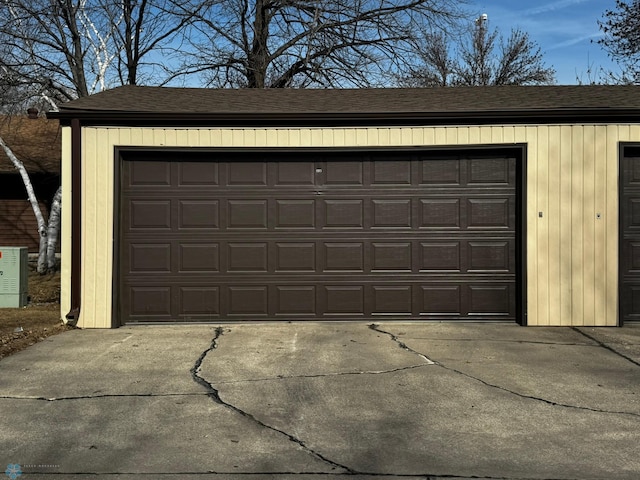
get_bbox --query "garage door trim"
[112,145,527,326]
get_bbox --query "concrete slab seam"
[403,337,598,347]
[572,328,640,368]
[3,472,575,479]
[369,326,640,418]
[434,363,640,417]
[189,326,355,475]
[0,392,208,402]
[211,364,431,385]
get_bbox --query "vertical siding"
[593,126,608,324]
[73,124,630,328]
[571,126,584,326]
[60,126,72,323]
[582,126,596,326]
[531,126,546,325]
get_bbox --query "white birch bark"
[46,186,62,270]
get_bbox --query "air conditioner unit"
[0,247,28,308]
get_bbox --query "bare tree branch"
[179,0,466,88]
[402,16,555,87]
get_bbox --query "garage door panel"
[180,287,220,316]
[178,200,219,229]
[227,162,267,185]
[120,150,518,323]
[420,286,462,315]
[128,286,172,317]
[372,243,412,271]
[468,241,512,272]
[421,159,461,185]
[420,199,461,229]
[179,243,219,272]
[323,243,364,271]
[128,200,172,230]
[421,242,461,271]
[275,243,316,271]
[625,198,640,230]
[128,243,172,273]
[372,160,411,185]
[127,160,171,186]
[275,199,316,228]
[324,161,363,185]
[372,286,413,315]
[227,243,268,272]
[227,200,268,228]
[228,286,269,315]
[323,200,364,228]
[469,158,512,184]
[179,162,219,186]
[621,284,640,321]
[275,162,316,185]
[323,286,365,315]
[372,199,412,228]
[468,285,512,316]
[467,198,513,229]
[275,286,316,315]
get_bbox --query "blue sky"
[468,0,619,84]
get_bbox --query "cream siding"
[60,126,72,323]
[61,124,632,328]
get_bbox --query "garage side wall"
[64,124,631,328]
[60,125,72,324]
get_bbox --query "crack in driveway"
[212,363,430,385]
[572,327,640,368]
[371,324,640,419]
[11,471,558,479]
[190,327,354,474]
[438,362,640,418]
[369,324,435,364]
[0,392,207,401]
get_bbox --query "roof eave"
[47,108,640,128]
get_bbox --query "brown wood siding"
[119,149,517,323]
[0,199,49,252]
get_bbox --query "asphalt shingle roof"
[50,85,640,126]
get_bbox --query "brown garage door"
[118,149,518,323]
[621,146,640,324]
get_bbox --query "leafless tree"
[403,16,555,87]
[0,0,200,108]
[597,0,640,84]
[0,0,201,272]
[176,0,466,88]
[0,125,61,273]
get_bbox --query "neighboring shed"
[50,85,640,328]
[0,115,61,252]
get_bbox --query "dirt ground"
[0,266,69,360]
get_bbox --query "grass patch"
[0,267,69,359]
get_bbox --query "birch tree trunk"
[0,134,49,272]
[46,186,62,271]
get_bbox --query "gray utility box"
[0,247,28,308]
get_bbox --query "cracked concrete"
[1,322,639,479]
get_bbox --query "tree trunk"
[0,134,49,273]
[46,186,62,271]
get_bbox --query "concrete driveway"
[1,323,639,479]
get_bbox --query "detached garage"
[50,85,640,327]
